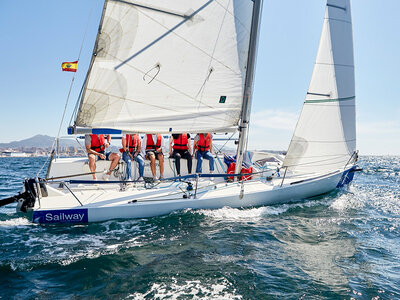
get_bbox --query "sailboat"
[1,0,360,224]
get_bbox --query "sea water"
[0,156,399,299]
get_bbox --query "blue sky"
[0,0,399,155]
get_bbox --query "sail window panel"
[326,0,352,23]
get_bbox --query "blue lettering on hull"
[32,209,89,224]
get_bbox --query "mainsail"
[73,0,255,133]
[282,0,356,175]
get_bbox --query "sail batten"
[283,0,356,174]
[74,0,255,133]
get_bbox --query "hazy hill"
[0,135,80,148]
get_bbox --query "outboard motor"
[0,178,47,213]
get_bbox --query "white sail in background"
[74,0,254,133]
[283,0,356,174]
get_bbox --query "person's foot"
[137,177,144,182]
[159,175,164,181]
[102,171,110,181]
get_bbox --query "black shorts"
[146,151,163,160]
[88,151,111,161]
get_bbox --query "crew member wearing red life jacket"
[193,133,214,174]
[141,134,164,180]
[168,133,192,176]
[85,134,120,180]
[121,134,145,181]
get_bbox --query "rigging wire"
[214,132,236,154]
[37,0,97,177]
[57,0,97,140]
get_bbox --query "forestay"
[283,0,356,175]
[74,0,254,133]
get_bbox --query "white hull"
[26,162,355,224]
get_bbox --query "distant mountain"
[0,135,80,149]
[0,135,55,148]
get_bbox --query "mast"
[234,0,263,176]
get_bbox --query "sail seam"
[324,17,351,25]
[290,139,356,143]
[283,157,351,168]
[305,96,355,103]
[305,104,355,107]
[315,62,354,68]
[112,0,188,19]
[86,88,234,123]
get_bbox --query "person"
[193,133,214,174]
[85,134,120,180]
[141,134,165,180]
[169,133,192,176]
[121,134,145,181]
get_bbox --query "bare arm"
[105,135,111,148]
[169,137,173,155]
[86,144,105,159]
[137,139,141,154]
[192,140,197,157]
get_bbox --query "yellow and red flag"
[61,61,78,72]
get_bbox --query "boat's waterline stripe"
[305,96,355,104]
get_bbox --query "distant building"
[1,150,29,157]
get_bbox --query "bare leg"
[148,153,156,177]
[88,154,97,179]
[107,153,120,175]
[158,153,164,177]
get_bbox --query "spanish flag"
[61,61,78,72]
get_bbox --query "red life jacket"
[90,134,105,152]
[120,134,140,153]
[146,134,162,151]
[173,134,188,151]
[126,134,140,152]
[226,162,253,182]
[197,133,211,151]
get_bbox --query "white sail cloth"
[75,0,254,133]
[283,0,356,174]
